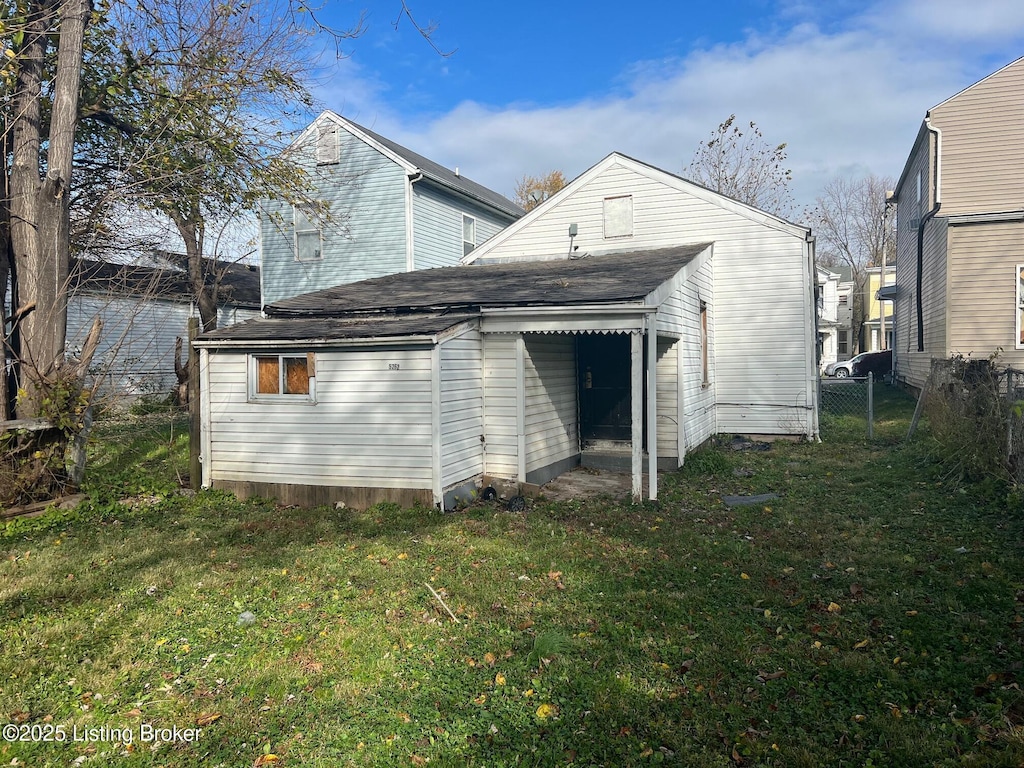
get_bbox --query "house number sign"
[389,363,401,370]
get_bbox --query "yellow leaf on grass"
[827,602,842,613]
[853,639,870,649]
[536,703,558,719]
[473,694,487,705]
[196,712,221,726]
[398,553,409,560]
[253,755,279,767]
[495,673,506,686]
[484,652,497,666]
[741,573,750,580]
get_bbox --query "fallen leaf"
[536,703,558,719]
[196,712,221,727]
[756,669,787,682]
[732,745,744,764]
[473,694,487,705]
[905,610,918,617]
[640,747,654,758]
[123,708,143,719]
[495,673,506,686]
[483,652,497,666]
[827,602,842,613]
[741,573,751,580]
[410,755,428,766]
[517,620,534,631]
[398,553,409,560]
[252,755,280,767]
[853,639,870,650]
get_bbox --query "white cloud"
[312,0,1024,212]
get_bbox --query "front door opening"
[577,333,645,446]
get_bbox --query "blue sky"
[305,0,1024,215]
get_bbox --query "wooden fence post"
[188,317,201,490]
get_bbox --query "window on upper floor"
[604,195,633,239]
[249,353,316,403]
[294,206,323,262]
[463,214,477,257]
[1017,265,1024,349]
[838,330,849,356]
[317,124,339,165]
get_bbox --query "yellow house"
[863,265,895,352]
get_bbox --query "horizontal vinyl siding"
[440,329,485,488]
[656,338,678,458]
[413,184,514,270]
[479,160,811,436]
[68,294,252,398]
[524,335,577,474]
[948,220,1024,365]
[260,128,408,305]
[482,335,519,478]
[207,347,433,489]
[931,61,1024,216]
[678,260,717,448]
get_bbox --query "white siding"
[439,328,485,488]
[207,347,434,489]
[676,259,717,449]
[482,335,519,478]
[523,334,578,475]
[656,338,678,459]
[477,158,812,436]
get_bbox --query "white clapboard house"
[195,153,818,509]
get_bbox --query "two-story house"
[891,57,1024,390]
[259,111,524,305]
[817,268,842,372]
[863,264,895,352]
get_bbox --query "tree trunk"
[9,0,90,418]
[173,214,218,332]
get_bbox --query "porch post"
[630,332,643,501]
[647,328,658,501]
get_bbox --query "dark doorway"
[577,334,632,442]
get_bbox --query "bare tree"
[686,115,794,218]
[815,174,896,353]
[514,170,567,212]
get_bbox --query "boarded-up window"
[603,195,633,239]
[700,300,709,387]
[317,124,339,165]
[294,207,322,262]
[251,354,314,400]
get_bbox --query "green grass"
[2,389,1023,767]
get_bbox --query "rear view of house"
[892,57,1024,389]
[197,153,818,510]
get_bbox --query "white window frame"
[294,206,323,262]
[1016,264,1024,349]
[463,214,477,257]
[248,353,316,403]
[603,195,633,239]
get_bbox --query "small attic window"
[463,214,477,257]
[317,124,339,165]
[604,195,633,239]
[294,206,323,262]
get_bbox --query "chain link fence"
[819,374,877,440]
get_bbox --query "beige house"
[892,57,1024,390]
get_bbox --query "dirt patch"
[540,468,641,502]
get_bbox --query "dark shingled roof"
[199,313,478,343]
[70,257,261,308]
[344,117,524,219]
[266,244,712,318]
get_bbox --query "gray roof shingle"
[266,244,712,318]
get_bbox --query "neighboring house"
[67,256,260,397]
[196,153,819,510]
[833,265,855,360]
[817,268,842,372]
[892,56,1024,390]
[259,110,524,306]
[862,264,895,352]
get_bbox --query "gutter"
[916,116,942,352]
[192,334,441,350]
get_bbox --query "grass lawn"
[2,387,1023,767]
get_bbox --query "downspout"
[916,116,942,352]
[405,171,423,272]
[805,231,821,441]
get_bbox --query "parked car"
[825,350,892,379]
